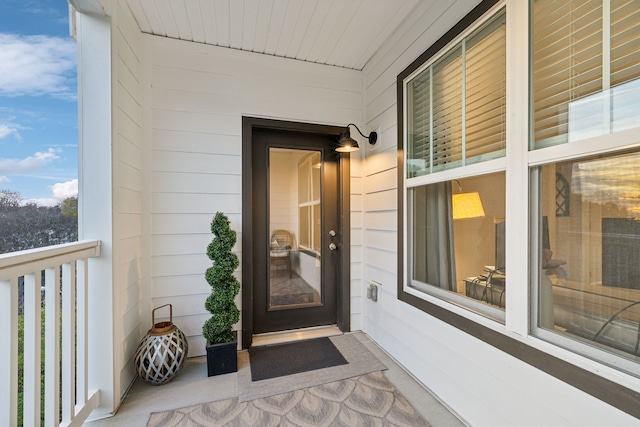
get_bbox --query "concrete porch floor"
[86,331,466,426]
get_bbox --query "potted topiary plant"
[203,211,240,376]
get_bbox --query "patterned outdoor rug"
[147,370,430,426]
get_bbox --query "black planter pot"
[206,333,238,377]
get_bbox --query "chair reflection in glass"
[269,229,294,278]
[481,219,506,308]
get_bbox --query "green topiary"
[202,212,240,344]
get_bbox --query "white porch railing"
[0,240,101,427]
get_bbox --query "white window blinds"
[533,0,640,148]
[611,1,640,87]
[466,15,507,162]
[406,9,506,178]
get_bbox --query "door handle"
[329,242,337,251]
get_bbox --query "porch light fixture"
[336,123,378,152]
[452,180,485,220]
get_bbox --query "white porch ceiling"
[124,0,424,70]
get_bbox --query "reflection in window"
[537,151,640,363]
[408,172,506,316]
[556,173,570,217]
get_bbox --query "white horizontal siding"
[111,0,144,414]
[149,35,363,353]
[152,213,241,235]
[152,130,241,155]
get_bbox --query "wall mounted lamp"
[452,179,485,220]
[336,123,378,152]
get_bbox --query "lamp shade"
[452,192,485,219]
[336,132,360,152]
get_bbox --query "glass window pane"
[537,151,640,363]
[299,206,310,248]
[532,0,640,149]
[466,12,506,164]
[432,47,463,171]
[313,203,321,253]
[297,151,321,253]
[406,9,506,178]
[407,71,431,178]
[311,152,321,201]
[298,157,310,203]
[611,1,640,87]
[408,172,506,314]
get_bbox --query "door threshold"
[252,325,342,347]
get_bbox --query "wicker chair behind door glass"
[270,230,294,278]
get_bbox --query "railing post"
[77,258,89,404]
[0,278,18,427]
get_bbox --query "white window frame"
[402,2,508,322]
[527,0,640,377]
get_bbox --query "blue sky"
[0,0,77,206]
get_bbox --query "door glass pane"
[269,148,322,310]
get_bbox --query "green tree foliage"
[59,197,78,218]
[202,212,240,344]
[0,190,78,254]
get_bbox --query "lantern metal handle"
[151,303,174,333]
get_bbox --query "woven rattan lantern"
[135,304,188,385]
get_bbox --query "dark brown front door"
[251,127,340,334]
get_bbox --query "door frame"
[241,117,351,349]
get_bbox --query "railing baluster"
[44,267,61,426]
[76,258,88,405]
[0,278,18,427]
[62,262,76,423]
[23,273,42,427]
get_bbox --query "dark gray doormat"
[249,336,348,381]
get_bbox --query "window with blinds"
[532,0,640,149]
[406,9,506,179]
[298,152,321,252]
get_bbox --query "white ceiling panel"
[122,0,425,70]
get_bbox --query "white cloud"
[0,176,9,182]
[22,197,58,207]
[0,123,21,140]
[0,148,60,174]
[51,179,78,200]
[21,179,78,207]
[0,33,76,99]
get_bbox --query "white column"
[75,7,116,419]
